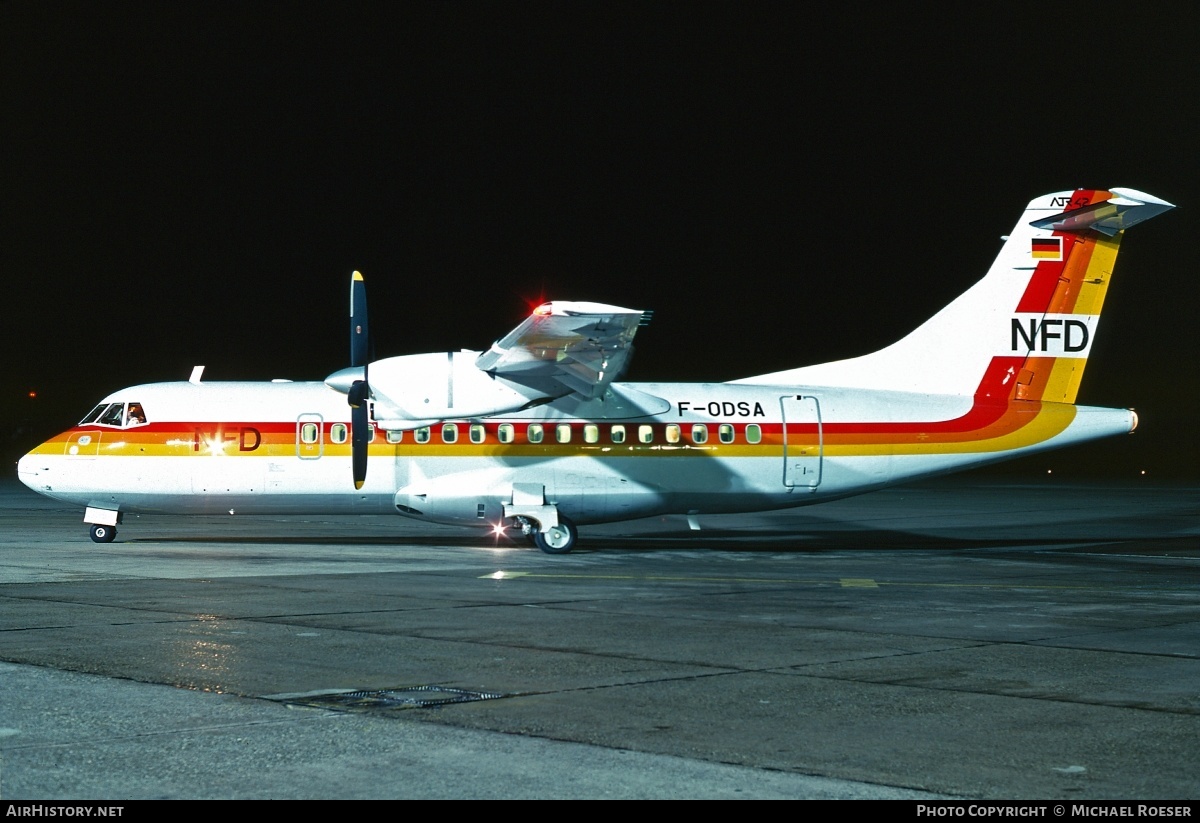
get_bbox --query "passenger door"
[780,395,822,489]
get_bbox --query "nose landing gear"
[84,506,121,543]
[89,524,117,543]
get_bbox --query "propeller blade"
[350,270,369,368]
[351,393,368,490]
[348,271,370,489]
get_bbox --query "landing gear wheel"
[533,517,577,554]
[89,524,116,543]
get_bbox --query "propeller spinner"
[348,271,370,489]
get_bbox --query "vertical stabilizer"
[734,188,1174,402]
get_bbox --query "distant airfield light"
[1046,469,1052,474]
[28,391,37,399]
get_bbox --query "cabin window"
[719,423,735,444]
[415,426,431,444]
[386,430,403,444]
[368,425,376,442]
[498,423,514,444]
[331,424,348,444]
[665,424,680,444]
[556,424,572,443]
[746,424,762,444]
[611,425,626,444]
[638,425,654,444]
[584,424,599,444]
[470,424,485,444]
[301,423,319,444]
[527,424,544,444]
[691,424,708,444]
[441,423,458,444]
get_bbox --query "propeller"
[348,271,370,489]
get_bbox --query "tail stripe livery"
[1010,190,1120,404]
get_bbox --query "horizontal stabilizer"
[1030,188,1175,237]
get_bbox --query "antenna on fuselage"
[189,366,205,384]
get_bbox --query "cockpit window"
[126,403,147,426]
[80,404,107,425]
[98,404,126,426]
[81,402,148,427]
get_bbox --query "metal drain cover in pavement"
[284,685,508,711]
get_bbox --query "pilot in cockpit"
[126,403,146,426]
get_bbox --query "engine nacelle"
[328,351,550,428]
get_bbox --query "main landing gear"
[505,483,578,554]
[532,518,578,554]
[513,515,579,554]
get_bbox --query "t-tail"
[736,187,1174,403]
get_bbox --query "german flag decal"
[1031,236,1062,260]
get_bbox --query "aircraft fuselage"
[17,377,1133,530]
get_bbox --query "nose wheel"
[89,524,117,543]
[532,517,577,554]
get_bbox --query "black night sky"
[3,4,1198,478]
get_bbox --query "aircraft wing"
[475,301,650,399]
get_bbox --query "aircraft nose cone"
[16,452,43,490]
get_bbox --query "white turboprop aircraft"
[17,187,1174,553]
